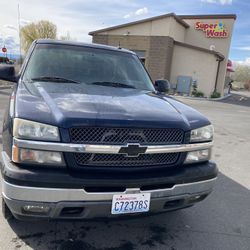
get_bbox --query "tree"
[60,31,73,41]
[232,64,250,83]
[20,20,57,53]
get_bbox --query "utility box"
[176,76,192,95]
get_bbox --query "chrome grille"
[74,153,179,167]
[70,127,184,145]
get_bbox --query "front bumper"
[2,178,216,220]
[1,151,218,220]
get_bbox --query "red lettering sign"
[195,21,228,38]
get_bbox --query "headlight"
[13,118,60,141]
[12,146,65,166]
[184,149,211,164]
[190,125,213,142]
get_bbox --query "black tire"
[1,198,13,220]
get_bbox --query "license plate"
[111,193,151,215]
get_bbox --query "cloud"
[2,0,138,43]
[124,14,131,19]
[235,46,250,51]
[20,19,31,26]
[1,25,20,54]
[233,58,250,66]
[124,7,148,19]
[0,35,19,54]
[135,7,148,16]
[4,24,18,31]
[201,0,232,5]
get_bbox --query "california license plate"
[111,193,151,215]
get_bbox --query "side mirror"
[0,65,16,82]
[154,79,170,93]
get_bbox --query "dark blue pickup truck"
[0,40,217,220]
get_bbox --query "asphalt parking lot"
[0,89,250,250]
[220,91,250,107]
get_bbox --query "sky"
[0,0,250,65]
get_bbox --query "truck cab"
[0,40,217,220]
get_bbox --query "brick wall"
[92,35,108,45]
[147,36,174,81]
[107,35,150,52]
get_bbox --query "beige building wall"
[171,45,218,96]
[98,21,152,36]
[151,17,172,36]
[183,18,235,94]
[97,16,186,42]
[169,18,186,42]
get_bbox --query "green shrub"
[210,92,221,98]
[192,90,204,97]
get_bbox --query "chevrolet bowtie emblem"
[119,144,147,157]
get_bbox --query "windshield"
[22,44,155,91]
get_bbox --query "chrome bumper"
[2,178,217,220]
[2,178,216,203]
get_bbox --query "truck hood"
[15,82,210,130]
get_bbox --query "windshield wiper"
[30,76,80,84]
[90,81,135,89]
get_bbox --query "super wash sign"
[195,21,228,38]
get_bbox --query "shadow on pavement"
[6,173,250,250]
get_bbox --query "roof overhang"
[179,14,237,20]
[89,12,189,36]
[89,12,236,37]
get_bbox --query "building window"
[133,50,146,65]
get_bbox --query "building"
[89,13,236,97]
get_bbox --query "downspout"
[214,55,224,93]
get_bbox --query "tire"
[1,198,13,220]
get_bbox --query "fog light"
[184,149,211,164]
[187,194,208,204]
[23,205,50,214]
[190,195,201,201]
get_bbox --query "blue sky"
[0,0,249,64]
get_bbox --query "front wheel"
[1,197,13,220]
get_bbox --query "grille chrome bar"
[13,138,213,154]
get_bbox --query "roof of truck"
[35,39,135,55]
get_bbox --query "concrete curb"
[210,94,232,101]
[173,94,231,101]
[0,85,13,90]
